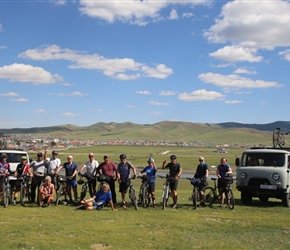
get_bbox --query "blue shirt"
[63,162,78,179]
[141,165,157,183]
[117,161,133,181]
[217,163,231,179]
[94,189,112,204]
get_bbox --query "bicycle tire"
[130,188,138,210]
[225,188,235,210]
[192,186,198,209]
[273,129,279,148]
[20,184,26,206]
[80,184,87,201]
[162,185,169,210]
[141,185,148,208]
[204,187,216,206]
[55,186,62,206]
[3,186,9,208]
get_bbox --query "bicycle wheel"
[130,188,138,210]
[20,184,26,206]
[80,184,87,201]
[141,185,148,208]
[204,187,216,206]
[225,188,235,210]
[273,129,279,148]
[3,186,9,208]
[192,186,198,209]
[55,186,62,206]
[162,185,169,210]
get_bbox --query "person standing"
[194,156,209,207]
[56,155,78,204]
[44,149,61,189]
[162,154,182,209]
[96,155,118,205]
[79,153,99,197]
[0,154,11,201]
[138,158,157,208]
[13,156,30,205]
[29,152,48,205]
[217,157,232,207]
[117,154,136,208]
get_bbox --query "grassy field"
[1,146,290,249]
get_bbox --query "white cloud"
[0,92,18,97]
[169,9,178,20]
[159,91,177,96]
[58,91,88,96]
[0,23,3,32]
[278,49,290,61]
[182,12,194,18]
[179,89,224,101]
[126,105,135,109]
[11,98,28,102]
[19,44,173,80]
[0,46,7,49]
[204,0,290,49]
[51,0,66,6]
[233,68,257,75]
[78,0,208,25]
[148,101,170,106]
[198,72,283,89]
[148,111,162,116]
[136,90,151,95]
[209,46,263,63]
[225,100,242,104]
[34,109,46,114]
[0,63,62,84]
[62,112,77,117]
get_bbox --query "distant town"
[0,133,261,153]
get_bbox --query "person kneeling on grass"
[38,175,54,207]
[77,183,116,211]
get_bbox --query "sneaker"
[122,201,127,209]
[198,202,206,208]
[218,204,224,208]
[172,204,177,209]
[153,204,157,208]
[12,200,16,205]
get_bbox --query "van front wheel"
[282,193,290,207]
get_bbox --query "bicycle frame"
[20,175,31,206]
[127,178,138,210]
[138,175,149,208]
[158,175,174,210]
[273,127,289,148]
[55,174,67,206]
[1,175,11,208]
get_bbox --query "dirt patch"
[91,243,111,249]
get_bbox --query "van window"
[6,153,26,163]
[242,153,285,167]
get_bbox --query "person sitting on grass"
[38,175,54,207]
[77,183,116,211]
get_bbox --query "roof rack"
[250,146,290,151]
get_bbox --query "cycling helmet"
[119,154,126,159]
[147,158,154,163]
[170,155,177,160]
[21,156,27,160]
[52,150,58,155]
[1,153,7,158]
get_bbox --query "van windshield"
[6,153,26,163]
[241,153,285,167]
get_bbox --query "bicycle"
[126,177,138,210]
[158,175,174,210]
[1,174,12,207]
[19,174,32,206]
[55,174,68,206]
[204,175,235,209]
[138,175,149,208]
[273,127,289,148]
[77,172,97,201]
[186,177,203,209]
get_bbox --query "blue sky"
[0,0,290,129]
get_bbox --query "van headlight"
[240,172,247,179]
[272,173,280,180]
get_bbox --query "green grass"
[1,178,290,249]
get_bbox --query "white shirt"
[46,157,61,174]
[83,160,99,175]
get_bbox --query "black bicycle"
[158,175,174,210]
[138,175,149,208]
[186,177,202,209]
[77,172,97,201]
[55,174,68,206]
[127,177,138,210]
[20,174,32,206]
[1,174,12,208]
[273,127,289,148]
[204,175,235,209]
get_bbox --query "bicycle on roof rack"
[273,127,289,148]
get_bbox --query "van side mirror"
[235,157,240,167]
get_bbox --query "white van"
[236,147,290,207]
[0,150,30,181]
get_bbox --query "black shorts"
[218,179,226,191]
[119,181,129,193]
[148,182,155,193]
[170,179,178,191]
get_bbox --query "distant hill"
[1,120,290,145]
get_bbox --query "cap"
[170,155,177,160]
[37,152,43,157]
[148,158,154,163]
[21,156,27,160]
[119,154,126,159]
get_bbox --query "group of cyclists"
[0,149,232,210]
